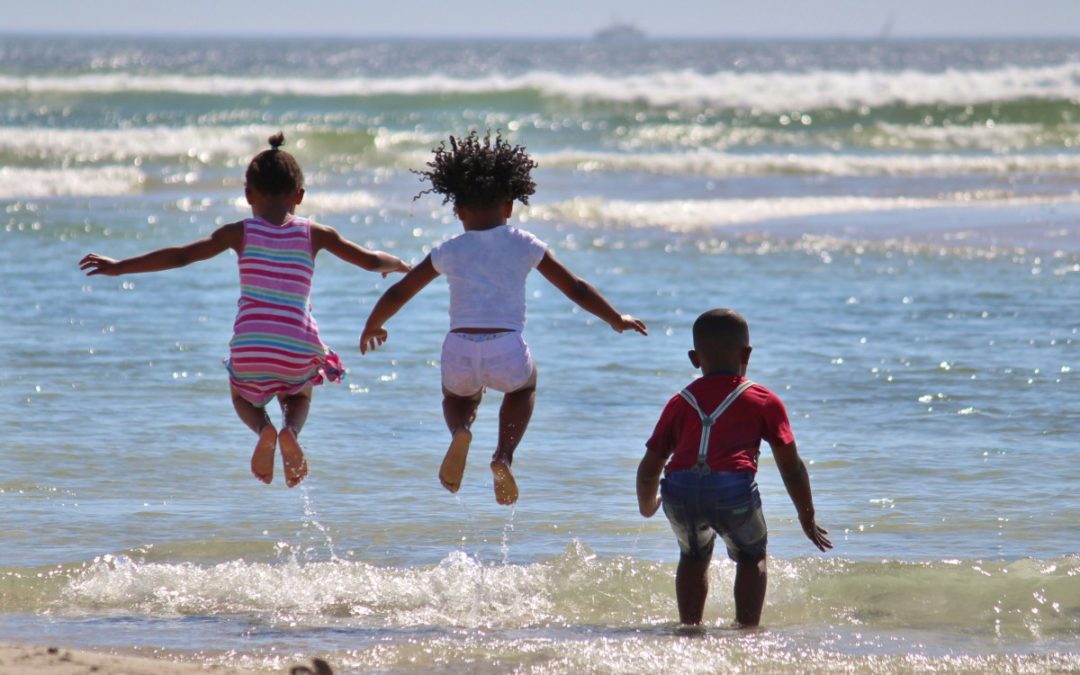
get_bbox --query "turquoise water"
[0,36,1077,672]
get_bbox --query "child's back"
[431,225,546,332]
[80,132,410,488]
[361,131,646,505]
[636,308,831,627]
[228,214,343,406]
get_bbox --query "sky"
[4,0,1080,39]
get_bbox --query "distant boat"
[592,22,646,42]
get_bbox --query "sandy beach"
[0,644,330,674]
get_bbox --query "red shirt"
[646,374,794,474]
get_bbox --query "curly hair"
[414,131,537,208]
[245,132,305,195]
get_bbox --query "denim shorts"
[661,470,768,563]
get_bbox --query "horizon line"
[2,29,1079,41]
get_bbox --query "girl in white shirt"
[361,132,647,505]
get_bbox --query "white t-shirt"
[430,226,548,331]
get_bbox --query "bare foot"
[251,425,277,484]
[490,459,519,505]
[278,427,309,488]
[439,428,472,493]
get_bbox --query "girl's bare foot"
[251,425,277,484]
[278,426,308,488]
[490,459,519,505]
[439,428,472,493]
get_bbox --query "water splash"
[500,506,516,566]
[296,485,338,562]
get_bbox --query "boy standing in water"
[636,308,831,626]
[361,131,646,505]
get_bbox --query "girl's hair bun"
[247,132,304,194]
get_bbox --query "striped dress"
[225,215,343,406]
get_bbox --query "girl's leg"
[490,366,537,505]
[439,387,482,493]
[277,386,312,488]
[232,387,276,484]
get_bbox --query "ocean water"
[0,36,1077,673]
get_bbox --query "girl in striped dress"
[80,133,410,487]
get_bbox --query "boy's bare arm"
[536,251,647,335]
[359,256,439,353]
[771,440,832,552]
[79,222,242,276]
[310,223,411,276]
[636,450,666,517]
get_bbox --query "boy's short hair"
[246,132,305,195]
[414,130,537,208]
[693,308,750,356]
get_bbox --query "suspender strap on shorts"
[678,380,755,475]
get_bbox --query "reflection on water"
[0,35,1077,672]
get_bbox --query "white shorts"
[440,331,536,397]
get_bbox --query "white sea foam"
[869,122,1078,152]
[3,63,1080,110]
[525,193,1080,232]
[0,125,266,163]
[293,190,382,214]
[226,190,381,214]
[0,124,440,165]
[0,166,144,198]
[55,547,1080,639]
[625,121,1079,153]
[538,148,1080,177]
[4,125,1073,180]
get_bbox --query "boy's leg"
[232,387,276,484]
[439,387,482,493]
[490,366,537,505]
[675,552,712,625]
[277,386,312,488]
[733,554,767,627]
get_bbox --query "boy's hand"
[79,253,121,276]
[800,514,832,552]
[611,314,648,335]
[636,451,665,517]
[382,257,412,278]
[639,492,662,518]
[359,326,387,354]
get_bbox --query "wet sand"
[0,643,330,674]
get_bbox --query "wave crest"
[0,166,143,198]
[51,545,1080,639]
[4,63,1080,111]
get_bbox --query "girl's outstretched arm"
[310,222,411,277]
[79,222,243,276]
[360,256,439,353]
[536,250,647,335]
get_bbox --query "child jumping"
[636,308,831,627]
[80,133,410,487]
[360,131,647,505]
